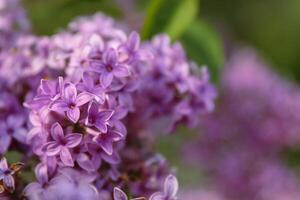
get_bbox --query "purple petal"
[82,72,95,88]
[0,157,8,171]
[13,128,27,143]
[101,72,114,88]
[98,110,114,121]
[128,31,140,51]
[3,175,15,190]
[7,115,24,128]
[164,175,178,198]
[0,134,11,154]
[35,164,48,184]
[94,121,108,133]
[114,65,130,78]
[97,135,113,155]
[65,133,82,148]
[113,187,128,200]
[51,123,64,141]
[60,147,74,167]
[104,49,117,64]
[102,151,120,165]
[75,92,93,106]
[149,193,164,200]
[64,83,77,102]
[67,107,80,123]
[77,153,96,172]
[50,100,69,112]
[43,142,61,156]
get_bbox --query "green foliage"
[5,151,22,163]
[142,0,199,40]
[181,20,224,83]
[23,0,121,35]
[201,0,300,82]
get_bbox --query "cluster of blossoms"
[0,1,216,199]
[185,50,300,200]
[0,0,29,50]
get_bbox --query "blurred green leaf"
[180,20,224,83]
[5,151,22,163]
[142,0,199,40]
[23,0,121,35]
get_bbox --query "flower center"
[69,102,76,109]
[106,64,113,72]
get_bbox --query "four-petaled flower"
[43,123,82,167]
[0,158,23,193]
[0,114,26,154]
[90,48,130,88]
[149,175,178,200]
[86,102,114,133]
[51,83,93,123]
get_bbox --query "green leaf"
[23,0,121,35]
[180,20,224,83]
[5,151,22,163]
[142,0,199,40]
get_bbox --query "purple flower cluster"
[185,50,300,200]
[0,0,29,50]
[0,1,216,199]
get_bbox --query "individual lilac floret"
[0,114,26,154]
[149,175,178,200]
[42,123,82,166]
[90,48,130,88]
[51,83,93,123]
[0,158,15,192]
[86,102,114,133]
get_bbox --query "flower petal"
[164,175,178,198]
[149,192,164,200]
[0,157,8,171]
[97,135,113,155]
[105,49,117,64]
[77,153,95,172]
[51,123,64,141]
[113,187,127,200]
[128,31,140,51]
[94,121,108,133]
[65,133,82,148]
[75,92,93,106]
[64,83,77,102]
[43,142,61,156]
[114,65,130,78]
[50,100,69,112]
[67,107,80,123]
[98,110,114,121]
[3,175,15,190]
[0,134,11,155]
[101,72,113,88]
[60,147,74,167]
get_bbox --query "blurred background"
[21,0,300,199]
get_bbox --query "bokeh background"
[21,0,300,199]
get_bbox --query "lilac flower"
[43,123,82,166]
[51,83,93,123]
[0,114,26,154]
[0,158,15,191]
[90,48,130,88]
[77,72,105,103]
[86,102,114,133]
[91,129,124,155]
[149,175,178,200]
